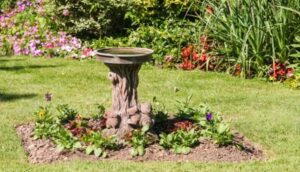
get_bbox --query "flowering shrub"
[51,0,129,39]
[0,0,95,58]
[268,59,294,81]
[179,35,221,71]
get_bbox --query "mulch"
[15,123,265,164]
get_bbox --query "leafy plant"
[82,131,118,157]
[52,126,82,152]
[34,105,81,151]
[128,125,150,157]
[57,104,78,124]
[201,0,300,78]
[51,0,130,39]
[34,105,58,139]
[92,104,105,120]
[199,112,233,146]
[159,129,200,154]
[175,96,234,146]
[175,95,210,122]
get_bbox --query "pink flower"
[23,48,30,55]
[62,9,70,16]
[13,43,21,55]
[81,48,95,58]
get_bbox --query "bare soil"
[16,124,265,164]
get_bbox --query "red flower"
[192,52,199,61]
[206,6,214,15]
[286,68,294,78]
[200,54,209,62]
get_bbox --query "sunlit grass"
[0,56,299,171]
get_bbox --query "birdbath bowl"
[96,48,154,138]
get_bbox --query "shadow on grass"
[0,92,37,102]
[0,64,63,71]
[0,58,26,62]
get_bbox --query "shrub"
[201,0,300,78]
[51,0,130,39]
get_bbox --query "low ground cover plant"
[33,95,237,157]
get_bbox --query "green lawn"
[0,56,299,171]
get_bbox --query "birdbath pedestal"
[96,48,154,138]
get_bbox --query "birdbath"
[96,48,154,138]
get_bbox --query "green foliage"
[159,129,200,154]
[175,96,234,146]
[52,126,82,152]
[202,0,300,78]
[128,125,150,157]
[0,0,15,10]
[82,131,118,157]
[52,0,130,39]
[128,19,199,64]
[152,96,168,123]
[34,105,81,151]
[284,67,300,89]
[34,105,58,139]
[91,104,105,120]
[56,104,78,124]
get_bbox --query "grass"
[0,56,299,171]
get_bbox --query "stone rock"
[106,116,120,129]
[127,114,141,126]
[140,102,152,114]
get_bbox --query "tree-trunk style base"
[103,64,153,138]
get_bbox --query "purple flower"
[13,43,21,55]
[16,1,23,6]
[18,5,26,12]
[45,92,52,102]
[33,49,42,56]
[206,112,213,121]
[22,48,30,55]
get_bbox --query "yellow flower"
[38,111,45,119]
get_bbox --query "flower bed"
[16,95,264,163]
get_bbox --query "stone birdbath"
[96,47,154,138]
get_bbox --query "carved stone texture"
[96,48,154,138]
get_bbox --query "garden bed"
[16,123,264,164]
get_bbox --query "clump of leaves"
[175,95,210,122]
[127,125,150,157]
[152,96,169,133]
[34,105,82,151]
[159,129,200,154]
[82,131,118,157]
[34,105,58,139]
[92,104,106,119]
[57,104,78,124]
[175,96,234,146]
[52,127,82,152]
[64,115,89,137]
[199,112,234,146]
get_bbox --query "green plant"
[201,0,300,78]
[33,105,81,151]
[159,129,200,154]
[199,112,234,146]
[175,96,234,146]
[52,126,82,152]
[175,96,210,122]
[34,105,58,139]
[128,125,150,157]
[57,104,78,124]
[91,104,105,120]
[51,0,130,39]
[83,131,118,157]
[127,19,199,64]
